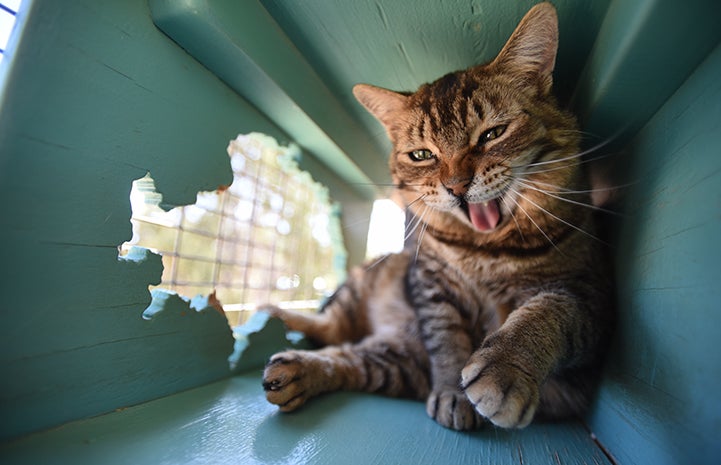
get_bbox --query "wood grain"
[587,39,721,465]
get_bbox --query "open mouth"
[461,198,502,232]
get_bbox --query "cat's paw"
[262,352,312,412]
[461,351,539,428]
[426,388,484,430]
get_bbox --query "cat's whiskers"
[500,195,525,244]
[523,124,627,171]
[366,195,429,271]
[523,135,616,169]
[511,177,622,216]
[513,176,635,196]
[406,193,428,210]
[506,192,561,253]
[341,215,377,231]
[509,187,611,247]
[341,187,428,234]
[404,203,429,244]
[516,150,622,176]
[365,252,392,271]
[414,209,431,264]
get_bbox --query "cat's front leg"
[417,302,484,430]
[461,292,582,428]
[263,336,431,412]
[408,259,485,430]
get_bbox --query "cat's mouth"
[461,198,502,232]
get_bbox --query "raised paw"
[426,388,484,431]
[460,352,540,428]
[262,352,312,412]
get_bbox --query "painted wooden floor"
[1,373,611,465]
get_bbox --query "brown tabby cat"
[261,2,613,430]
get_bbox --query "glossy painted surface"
[0,373,611,465]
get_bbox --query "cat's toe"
[426,389,484,431]
[262,353,309,411]
[461,354,539,428]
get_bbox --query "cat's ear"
[492,2,558,95]
[353,84,408,128]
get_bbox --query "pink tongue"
[468,200,500,231]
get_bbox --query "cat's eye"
[408,149,435,162]
[479,125,507,144]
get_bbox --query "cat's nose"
[444,180,471,197]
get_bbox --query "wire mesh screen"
[121,133,347,326]
[0,1,22,61]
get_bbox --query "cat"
[261,2,614,430]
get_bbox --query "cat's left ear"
[353,84,409,129]
[492,2,559,95]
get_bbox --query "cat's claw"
[426,388,484,431]
[262,352,311,412]
[461,352,539,429]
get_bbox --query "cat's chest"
[439,248,535,328]
[444,246,522,287]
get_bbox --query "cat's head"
[354,3,585,245]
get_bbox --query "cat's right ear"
[353,84,408,129]
[491,2,559,96]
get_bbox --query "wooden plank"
[0,373,611,465]
[0,0,293,438]
[586,42,721,465]
[261,0,610,93]
[149,0,384,200]
[573,0,721,139]
[0,242,235,439]
[1,296,234,441]
[0,244,162,362]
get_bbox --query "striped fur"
[262,3,613,430]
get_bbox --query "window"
[120,133,347,327]
[365,199,405,259]
[0,1,22,66]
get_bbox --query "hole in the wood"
[118,133,347,327]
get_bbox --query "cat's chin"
[462,199,502,232]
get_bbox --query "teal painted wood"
[0,0,302,438]
[586,42,721,465]
[149,0,384,200]
[574,0,721,139]
[0,373,612,465]
[230,312,312,374]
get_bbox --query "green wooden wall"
[0,0,368,439]
[587,42,721,465]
